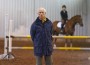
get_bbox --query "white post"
[8,20,13,53]
[0,14,9,59]
[4,14,8,54]
[7,20,14,59]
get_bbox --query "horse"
[52,15,83,47]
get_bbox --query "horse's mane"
[70,15,81,21]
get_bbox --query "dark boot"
[61,24,64,33]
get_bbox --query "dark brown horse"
[52,15,83,36]
[52,15,83,47]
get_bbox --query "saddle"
[57,22,65,33]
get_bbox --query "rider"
[60,5,68,32]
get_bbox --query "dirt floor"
[0,38,90,65]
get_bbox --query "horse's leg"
[52,37,55,46]
[66,37,72,47]
[52,31,56,47]
[53,32,59,48]
[54,38,57,48]
[68,38,72,47]
[70,34,73,47]
[65,39,67,47]
[65,34,68,47]
[52,37,57,48]
[70,38,73,47]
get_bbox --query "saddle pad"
[57,22,61,28]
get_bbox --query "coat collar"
[35,17,49,25]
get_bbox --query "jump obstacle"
[0,15,90,59]
[1,35,90,59]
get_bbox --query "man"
[30,7,53,65]
[60,5,68,32]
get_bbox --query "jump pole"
[10,35,90,39]
[11,47,90,50]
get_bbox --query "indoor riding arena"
[0,0,90,65]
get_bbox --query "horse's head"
[73,15,83,26]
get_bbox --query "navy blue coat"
[30,17,53,56]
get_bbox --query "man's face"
[38,10,46,20]
[62,7,66,11]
